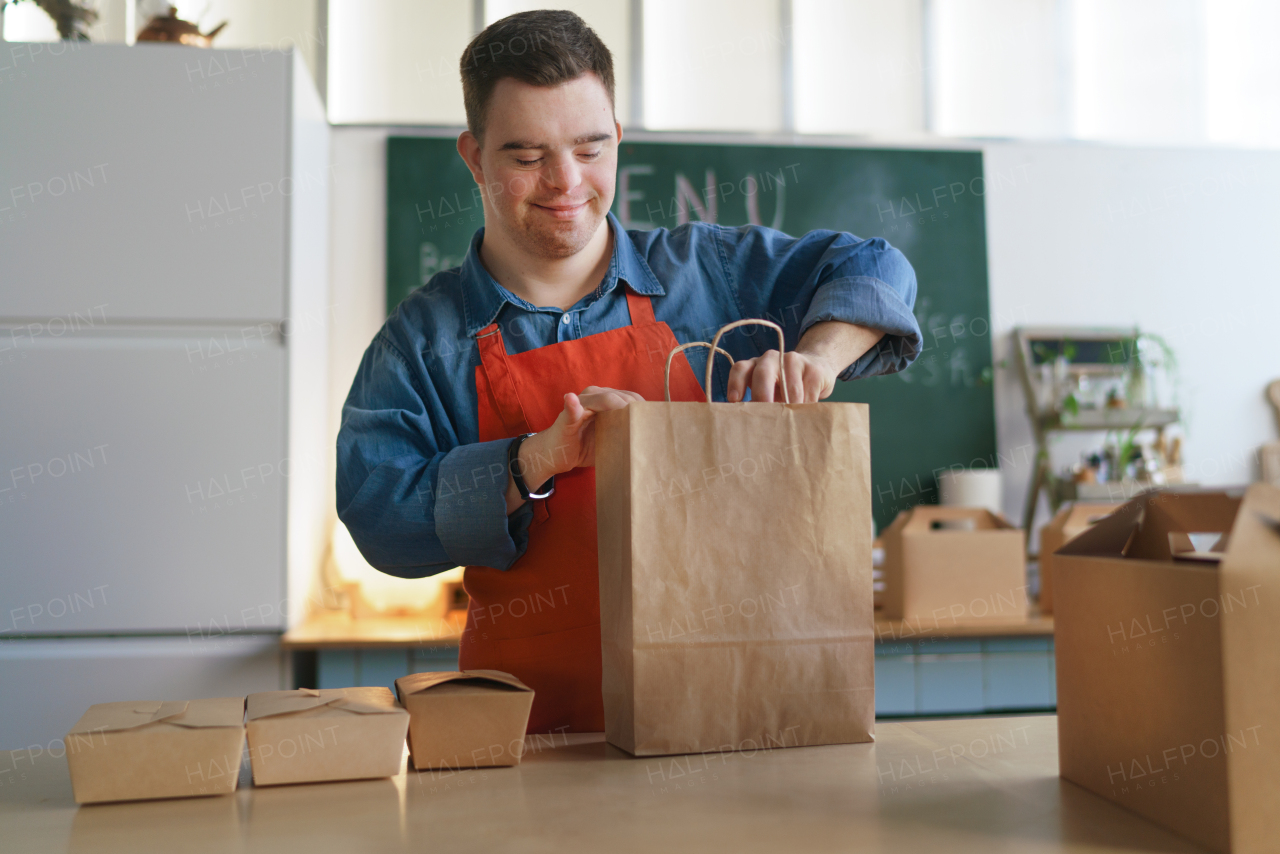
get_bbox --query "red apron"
[461,289,704,733]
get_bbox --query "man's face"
[462,73,619,259]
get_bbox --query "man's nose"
[544,154,583,195]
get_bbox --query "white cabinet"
[0,637,284,750]
[0,44,291,320]
[0,332,287,632]
[0,44,329,731]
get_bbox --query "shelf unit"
[1013,326,1181,537]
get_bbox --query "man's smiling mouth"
[532,201,590,220]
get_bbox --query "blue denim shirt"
[337,212,921,578]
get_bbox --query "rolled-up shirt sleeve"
[336,333,532,578]
[433,439,533,570]
[713,226,922,380]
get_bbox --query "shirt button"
[560,314,570,325]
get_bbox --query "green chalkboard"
[387,136,995,531]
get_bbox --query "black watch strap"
[508,433,555,500]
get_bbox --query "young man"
[337,11,922,733]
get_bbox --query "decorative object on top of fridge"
[136,4,226,46]
[2,0,97,40]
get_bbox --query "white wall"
[643,0,783,132]
[327,131,1280,547]
[327,0,471,124]
[287,51,333,626]
[794,0,924,135]
[986,142,1280,531]
[932,0,1067,138]
[325,126,408,542]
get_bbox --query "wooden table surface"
[0,715,1200,854]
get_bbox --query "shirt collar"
[462,212,665,337]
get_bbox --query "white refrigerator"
[0,43,329,750]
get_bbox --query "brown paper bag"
[596,319,875,757]
[1055,485,1280,853]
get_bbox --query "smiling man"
[337,10,922,734]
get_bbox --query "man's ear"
[457,131,484,184]
[615,120,623,146]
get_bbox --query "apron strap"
[479,287,656,432]
[475,324,534,437]
[624,289,656,326]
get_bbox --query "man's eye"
[515,158,541,167]
[580,151,601,160]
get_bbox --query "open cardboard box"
[880,505,1027,623]
[1038,501,1124,613]
[65,697,245,804]
[395,671,534,771]
[1055,484,1280,853]
[245,687,408,786]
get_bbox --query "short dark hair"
[460,10,615,142]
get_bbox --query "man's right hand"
[505,386,643,514]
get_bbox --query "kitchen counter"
[1,715,1198,853]
[280,612,462,650]
[284,611,1059,718]
[279,610,1054,650]
[873,611,1054,641]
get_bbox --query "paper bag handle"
[707,319,789,404]
[665,342,733,402]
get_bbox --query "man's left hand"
[723,320,885,403]
[725,350,837,403]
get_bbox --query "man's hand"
[726,350,836,403]
[505,386,643,514]
[725,321,884,403]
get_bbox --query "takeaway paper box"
[395,670,534,771]
[880,506,1027,623]
[1055,485,1280,853]
[65,697,245,804]
[244,687,409,786]
[1038,501,1123,613]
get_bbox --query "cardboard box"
[395,671,534,771]
[1055,485,1280,853]
[880,505,1027,623]
[244,687,409,786]
[1038,501,1123,613]
[65,697,245,804]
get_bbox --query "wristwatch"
[508,433,555,500]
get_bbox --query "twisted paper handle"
[662,320,789,403]
[664,342,733,402]
[707,319,789,404]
